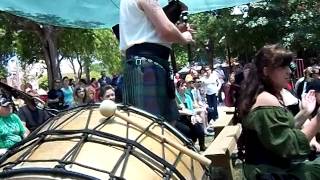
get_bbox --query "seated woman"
[0,96,28,153]
[175,80,206,151]
[238,44,320,179]
[187,78,213,135]
[100,85,116,101]
[74,87,88,106]
[86,87,97,104]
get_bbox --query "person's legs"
[206,94,218,120]
[175,121,192,139]
[193,123,205,151]
[218,84,224,104]
[212,93,219,119]
[206,94,214,108]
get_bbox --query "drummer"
[120,0,194,123]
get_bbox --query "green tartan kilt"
[122,56,179,123]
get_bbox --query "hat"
[185,75,194,83]
[0,97,11,107]
[307,79,320,92]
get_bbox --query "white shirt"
[280,88,299,106]
[202,72,220,95]
[119,0,171,52]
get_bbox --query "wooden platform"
[203,124,242,180]
[211,107,235,137]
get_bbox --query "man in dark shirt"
[47,79,65,110]
[98,71,111,88]
[18,91,51,131]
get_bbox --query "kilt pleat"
[123,56,179,123]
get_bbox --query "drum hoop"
[0,129,186,180]
[0,167,101,180]
[118,104,196,149]
[29,105,97,138]
[2,104,210,179]
[41,104,196,151]
[120,105,212,175]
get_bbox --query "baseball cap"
[0,97,11,107]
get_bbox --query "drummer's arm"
[138,0,188,44]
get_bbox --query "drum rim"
[0,104,209,179]
[0,167,101,180]
[32,103,196,151]
[0,129,186,180]
[117,104,196,149]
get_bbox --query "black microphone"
[180,11,188,24]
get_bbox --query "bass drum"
[0,104,211,180]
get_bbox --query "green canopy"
[0,0,260,29]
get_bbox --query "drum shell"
[0,105,208,180]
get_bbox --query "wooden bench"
[203,124,242,180]
[212,107,235,137]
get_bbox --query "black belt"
[126,57,168,69]
[125,43,175,99]
[126,43,170,60]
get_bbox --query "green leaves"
[176,0,320,66]
[93,29,121,74]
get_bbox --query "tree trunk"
[58,55,64,80]
[84,58,90,83]
[76,54,83,80]
[205,39,214,67]
[39,26,60,89]
[68,57,78,80]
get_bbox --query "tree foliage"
[1,0,319,83]
[94,29,122,74]
[174,0,320,66]
[0,11,121,87]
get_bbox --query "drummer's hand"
[176,23,195,33]
[176,22,188,32]
[181,31,195,44]
[301,90,316,115]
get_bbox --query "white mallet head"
[99,100,117,117]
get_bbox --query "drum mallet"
[99,100,212,166]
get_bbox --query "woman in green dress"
[237,44,320,179]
